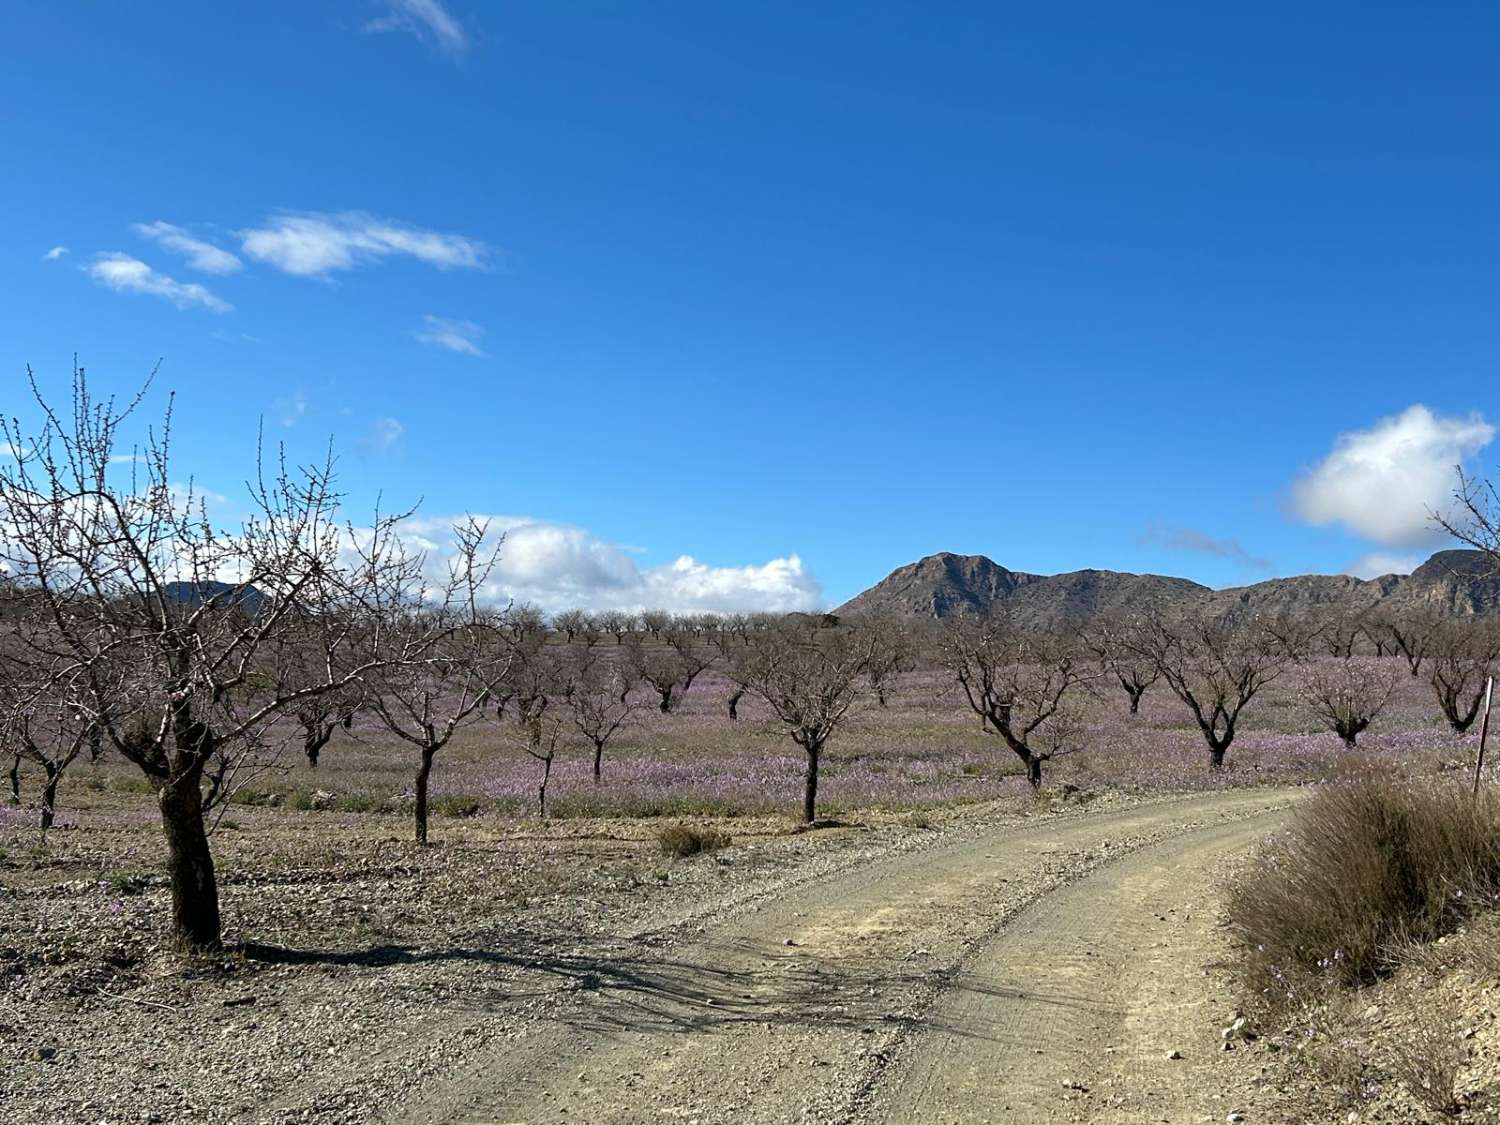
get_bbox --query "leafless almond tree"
[1130,610,1286,769]
[558,647,642,781]
[1085,615,1161,716]
[363,522,513,846]
[0,368,418,949]
[1427,620,1500,734]
[734,620,874,823]
[1297,656,1399,746]
[941,615,1093,788]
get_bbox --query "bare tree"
[1131,610,1286,769]
[1428,621,1500,734]
[627,627,713,714]
[1297,656,1399,746]
[1314,610,1368,659]
[942,616,1092,787]
[1085,615,1160,716]
[558,648,642,780]
[0,368,415,949]
[858,614,912,707]
[640,609,671,639]
[551,608,588,644]
[596,610,638,645]
[0,629,104,833]
[364,523,513,846]
[734,621,874,823]
[1374,608,1441,678]
[501,643,569,817]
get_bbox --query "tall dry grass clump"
[1229,767,1500,1010]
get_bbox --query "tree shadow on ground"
[238,934,1115,1041]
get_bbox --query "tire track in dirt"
[397,788,1296,1125]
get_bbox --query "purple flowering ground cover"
[8,660,1482,835]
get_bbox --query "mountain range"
[833,549,1500,628]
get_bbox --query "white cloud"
[1345,551,1426,580]
[370,417,404,448]
[1292,405,1495,547]
[239,212,486,278]
[365,0,469,55]
[83,253,232,313]
[386,515,823,614]
[42,246,68,261]
[133,221,242,274]
[415,315,484,356]
[274,389,308,428]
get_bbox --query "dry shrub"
[1387,1010,1464,1118]
[657,823,731,858]
[1229,767,1500,1011]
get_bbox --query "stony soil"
[1,787,1306,1124]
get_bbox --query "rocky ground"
[1,785,1124,1123]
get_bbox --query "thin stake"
[1474,675,1494,798]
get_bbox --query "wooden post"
[1474,675,1494,799]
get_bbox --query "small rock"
[32,1046,56,1062]
[1166,1050,1183,1060]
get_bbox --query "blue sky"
[3,1,1499,611]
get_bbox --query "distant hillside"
[835,549,1500,627]
[162,580,266,616]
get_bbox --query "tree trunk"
[803,744,820,823]
[658,686,674,714]
[1025,753,1043,789]
[414,746,436,846]
[727,689,743,721]
[538,755,552,818]
[39,763,60,833]
[1208,743,1228,770]
[592,741,604,781]
[1127,688,1142,715]
[7,756,18,804]
[158,771,221,950]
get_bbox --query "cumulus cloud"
[42,246,68,261]
[1345,551,1426,580]
[365,0,469,54]
[415,315,484,356]
[133,221,242,274]
[1141,522,1270,572]
[239,211,486,278]
[390,515,823,614]
[1292,405,1495,548]
[83,253,231,312]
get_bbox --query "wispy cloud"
[370,417,404,449]
[239,211,487,278]
[133,221,242,274]
[42,246,68,261]
[1345,551,1425,580]
[274,389,308,428]
[415,315,484,356]
[365,0,469,55]
[1141,522,1271,572]
[1292,404,1495,548]
[83,253,231,313]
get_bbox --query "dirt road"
[399,788,1296,1125]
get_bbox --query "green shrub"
[286,788,317,811]
[657,823,732,858]
[1228,768,1500,1012]
[433,795,484,819]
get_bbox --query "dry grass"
[657,823,732,858]
[1228,766,1500,1009]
